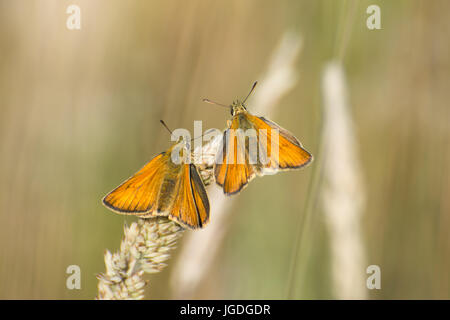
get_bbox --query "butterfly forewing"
[214,118,255,195]
[214,133,228,187]
[248,114,313,172]
[189,164,210,225]
[102,152,167,213]
[169,164,210,229]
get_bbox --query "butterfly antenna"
[159,120,173,135]
[202,98,230,109]
[243,81,258,104]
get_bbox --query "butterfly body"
[102,140,210,229]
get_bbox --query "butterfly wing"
[214,117,256,195]
[102,152,168,214]
[168,164,210,229]
[246,113,313,174]
[103,148,210,229]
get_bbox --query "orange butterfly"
[204,82,313,195]
[102,121,210,229]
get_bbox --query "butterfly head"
[231,100,247,116]
[167,136,191,166]
[175,136,191,151]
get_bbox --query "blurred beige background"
[0,0,449,299]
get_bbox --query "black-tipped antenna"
[202,98,230,109]
[243,81,258,103]
[159,120,173,135]
[161,119,202,143]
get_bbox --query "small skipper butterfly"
[102,121,210,229]
[204,82,313,195]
